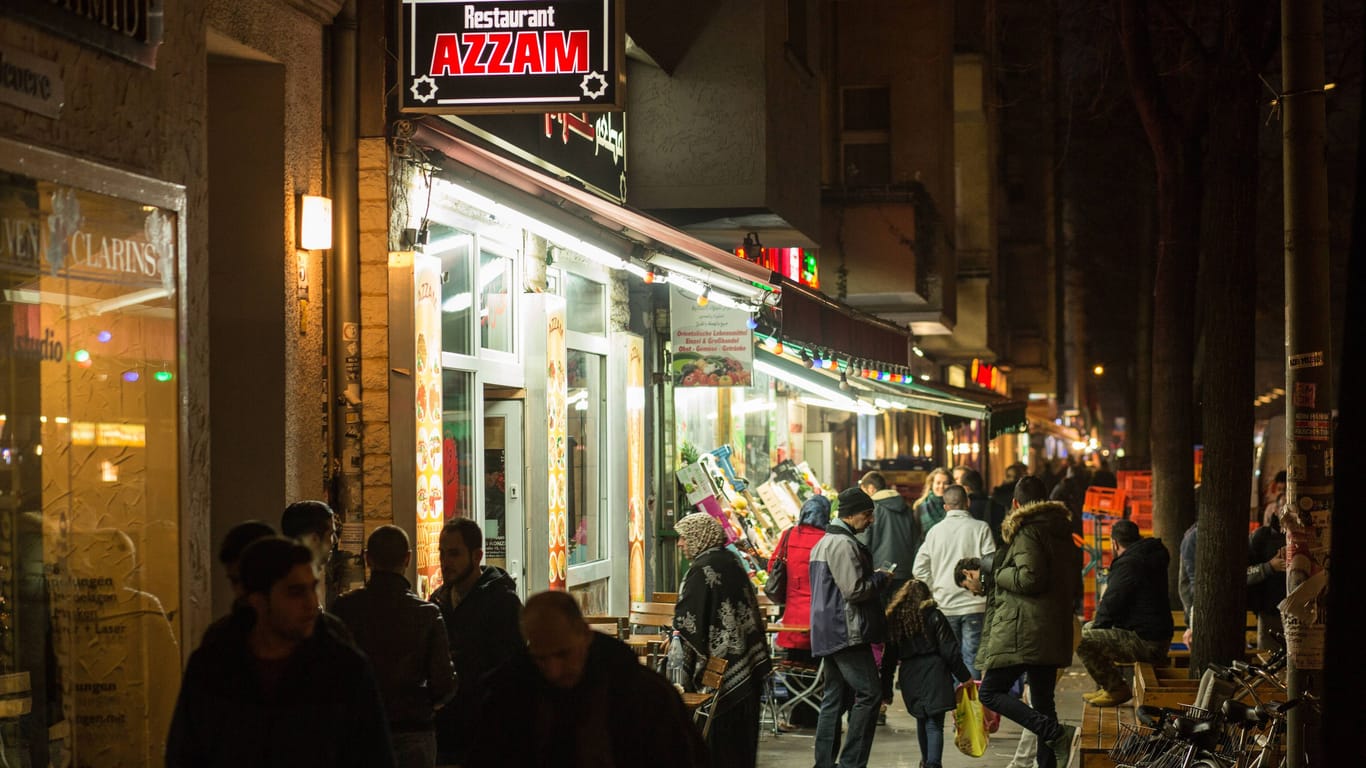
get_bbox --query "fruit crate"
[1118,470,1152,494]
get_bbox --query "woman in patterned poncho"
[671,512,772,768]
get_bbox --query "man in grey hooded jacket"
[809,487,893,768]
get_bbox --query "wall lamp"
[298,194,333,250]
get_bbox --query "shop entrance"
[483,398,525,597]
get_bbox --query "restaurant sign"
[401,0,624,114]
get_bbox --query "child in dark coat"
[885,579,974,768]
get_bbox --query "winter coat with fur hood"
[975,501,1079,671]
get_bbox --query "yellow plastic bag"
[954,680,990,757]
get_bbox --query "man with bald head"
[913,484,995,678]
[468,591,707,768]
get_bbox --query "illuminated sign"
[1,0,163,67]
[449,110,626,202]
[970,359,1006,393]
[736,246,819,289]
[401,0,624,114]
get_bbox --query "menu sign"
[401,0,624,114]
[669,286,753,387]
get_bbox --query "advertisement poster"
[626,335,646,601]
[546,305,569,589]
[668,286,753,387]
[414,254,444,598]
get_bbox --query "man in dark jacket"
[860,470,922,720]
[333,526,458,768]
[809,487,893,768]
[1077,520,1172,707]
[973,477,1079,768]
[166,537,394,768]
[429,518,522,766]
[468,591,708,768]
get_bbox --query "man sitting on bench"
[1077,520,1173,707]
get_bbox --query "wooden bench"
[1165,610,1259,666]
[629,601,676,634]
[1077,699,1135,768]
[1133,661,1285,710]
[584,615,629,638]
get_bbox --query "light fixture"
[1093,364,1105,376]
[696,286,711,307]
[801,350,813,368]
[913,345,925,358]
[647,253,766,300]
[839,372,850,391]
[798,396,881,416]
[298,194,333,250]
[746,315,758,330]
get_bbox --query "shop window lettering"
[2,327,65,363]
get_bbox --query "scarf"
[675,512,726,557]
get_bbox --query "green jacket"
[976,501,1079,671]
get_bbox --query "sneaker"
[1048,723,1077,768]
[1088,685,1133,708]
[877,701,888,726]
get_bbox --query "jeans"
[916,712,946,766]
[945,613,985,678]
[814,645,881,768]
[391,730,437,768]
[980,664,1062,768]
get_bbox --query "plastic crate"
[1083,486,1127,516]
[1118,470,1152,493]
[1129,499,1153,527]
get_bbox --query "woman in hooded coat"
[768,495,831,657]
[672,512,772,768]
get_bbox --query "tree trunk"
[1118,0,1202,602]
[1129,208,1153,467]
[1192,64,1260,673]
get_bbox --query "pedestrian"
[468,591,708,768]
[991,464,1026,517]
[429,518,522,768]
[282,499,339,604]
[914,468,952,536]
[968,475,1078,768]
[884,579,973,768]
[769,495,830,661]
[961,467,1008,546]
[913,484,995,678]
[671,512,771,768]
[166,536,394,768]
[333,526,458,768]
[1077,520,1172,707]
[1247,507,1287,651]
[218,520,276,601]
[809,487,894,768]
[861,470,924,722]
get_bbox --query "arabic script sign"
[401,0,624,114]
[450,110,626,202]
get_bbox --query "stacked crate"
[1119,471,1154,534]
[1081,486,1126,621]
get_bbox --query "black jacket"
[429,566,522,762]
[1094,536,1174,642]
[1247,523,1287,613]
[332,571,458,729]
[469,633,708,768]
[889,605,973,718]
[969,491,1008,546]
[166,608,394,768]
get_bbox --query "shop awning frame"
[409,118,777,297]
[755,349,989,420]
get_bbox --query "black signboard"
[447,111,626,202]
[2,0,164,68]
[401,0,624,114]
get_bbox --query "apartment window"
[841,86,892,186]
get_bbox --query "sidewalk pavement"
[758,661,1093,768]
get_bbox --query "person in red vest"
[769,495,832,658]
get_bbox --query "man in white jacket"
[913,484,995,678]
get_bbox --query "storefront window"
[0,169,181,766]
[564,272,605,335]
[479,249,515,353]
[566,350,603,564]
[434,229,473,356]
[674,370,775,477]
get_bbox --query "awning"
[774,277,911,368]
[912,379,1028,438]
[754,349,990,420]
[410,118,776,295]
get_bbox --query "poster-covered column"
[625,334,645,602]
[523,294,568,591]
[412,253,443,597]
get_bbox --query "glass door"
[483,399,524,595]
